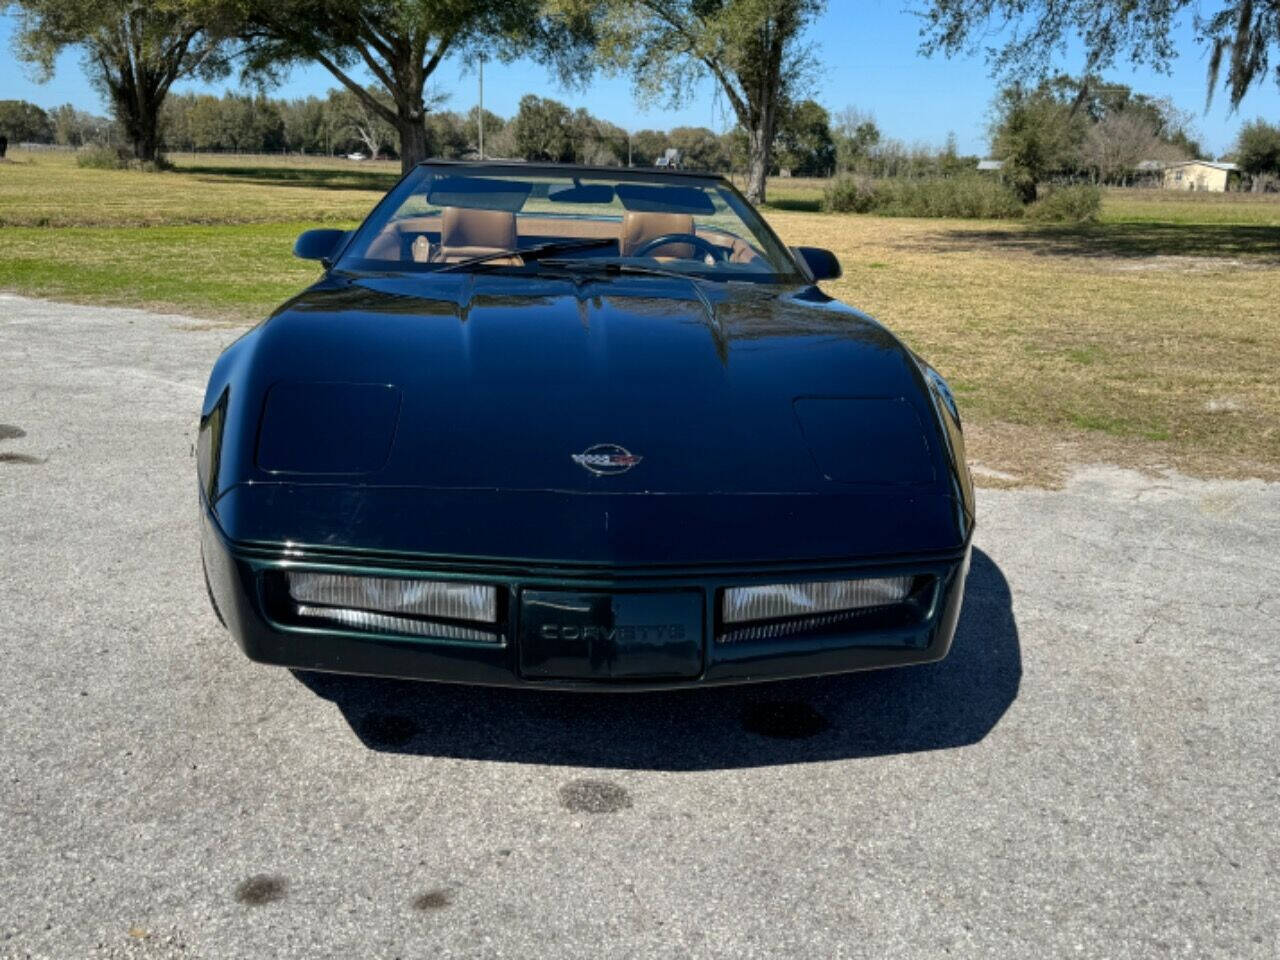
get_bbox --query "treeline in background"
[1,89,980,181]
[6,76,1277,195]
[4,73,1278,227]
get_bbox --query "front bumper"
[202,510,970,690]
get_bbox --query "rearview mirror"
[294,229,349,265]
[548,180,616,204]
[793,246,842,282]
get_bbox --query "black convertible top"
[415,158,730,183]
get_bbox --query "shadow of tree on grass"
[179,163,400,193]
[913,221,1280,262]
[763,197,824,213]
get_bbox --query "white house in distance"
[975,157,1242,191]
[1162,160,1239,192]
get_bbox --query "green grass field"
[3,149,1279,483]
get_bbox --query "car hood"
[242,273,944,494]
[204,273,970,563]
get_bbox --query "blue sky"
[2,2,1277,157]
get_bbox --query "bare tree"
[330,88,397,159]
[1083,111,1179,184]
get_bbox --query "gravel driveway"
[1,294,1276,959]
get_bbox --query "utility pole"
[477,57,485,159]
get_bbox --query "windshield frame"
[333,162,807,285]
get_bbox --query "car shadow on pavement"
[294,548,1019,770]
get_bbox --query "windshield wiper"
[537,259,705,283]
[438,237,618,272]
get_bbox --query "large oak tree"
[235,0,595,173]
[920,0,1280,109]
[12,0,232,162]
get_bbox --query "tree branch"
[308,49,399,126]
[423,31,456,82]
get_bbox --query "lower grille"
[262,570,507,644]
[715,575,934,645]
[293,604,502,643]
[717,605,901,644]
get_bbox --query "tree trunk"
[355,124,382,160]
[127,111,161,163]
[745,127,770,205]
[112,88,161,163]
[398,108,428,174]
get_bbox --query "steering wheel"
[632,232,725,262]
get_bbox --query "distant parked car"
[198,161,974,689]
[346,152,367,161]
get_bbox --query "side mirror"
[793,246,842,282]
[293,229,349,266]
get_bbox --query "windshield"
[337,164,803,282]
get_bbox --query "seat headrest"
[619,211,695,258]
[439,206,517,252]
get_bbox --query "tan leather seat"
[619,211,695,259]
[436,206,518,262]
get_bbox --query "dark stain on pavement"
[559,778,633,814]
[412,888,455,911]
[0,453,45,465]
[235,874,288,906]
[741,700,830,739]
[0,424,25,441]
[358,712,420,747]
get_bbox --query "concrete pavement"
[1,295,1276,959]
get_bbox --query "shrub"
[821,174,876,213]
[870,175,1024,219]
[76,146,129,169]
[1027,184,1102,223]
[75,146,172,172]
[822,174,1024,219]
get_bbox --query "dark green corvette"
[199,162,973,689]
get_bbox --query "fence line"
[8,142,378,161]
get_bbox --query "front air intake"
[273,571,504,644]
[717,575,924,644]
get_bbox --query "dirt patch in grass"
[1100,255,1275,273]
[964,421,1280,489]
[170,320,248,331]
